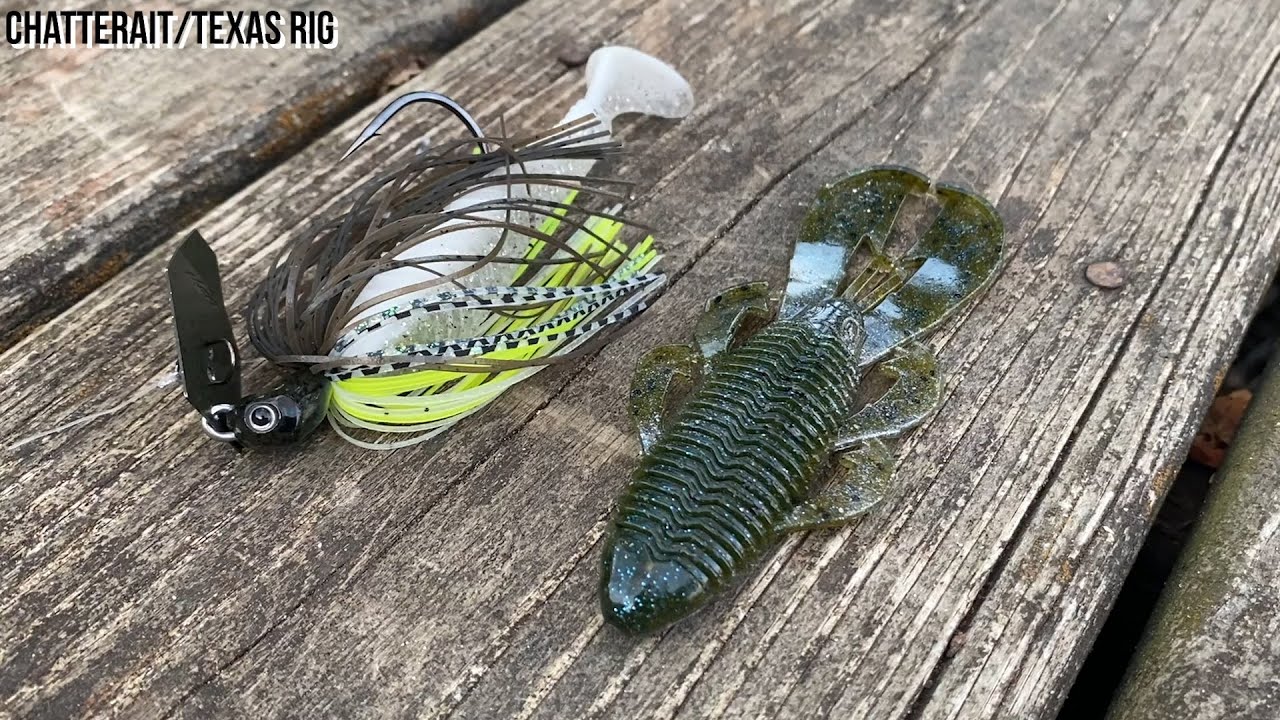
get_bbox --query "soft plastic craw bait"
[168,47,693,450]
[600,166,1004,633]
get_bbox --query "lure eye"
[244,401,281,434]
[227,374,330,448]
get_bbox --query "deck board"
[0,0,521,349]
[2,0,1279,717]
[1107,326,1280,720]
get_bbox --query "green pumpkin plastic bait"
[600,166,1004,633]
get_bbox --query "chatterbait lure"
[168,47,693,450]
[600,166,1004,633]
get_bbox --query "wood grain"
[2,0,1279,717]
[0,0,521,349]
[1107,353,1280,719]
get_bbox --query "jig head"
[167,231,327,449]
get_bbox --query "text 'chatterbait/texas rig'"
[600,166,1004,634]
[167,47,693,450]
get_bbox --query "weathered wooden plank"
[0,0,521,349]
[437,1,1280,716]
[2,1,1279,719]
[1106,358,1280,719]
[912,4,1280,714]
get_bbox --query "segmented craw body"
[600,166,1005,634]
